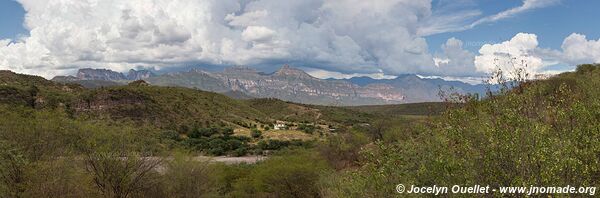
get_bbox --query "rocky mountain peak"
[76,68,127,81]
[127,69,156,80]
[273,64,314,79]
[49,65,488,105]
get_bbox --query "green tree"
[251,128,262,139]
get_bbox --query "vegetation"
[319,64,600,197]
[246,98,373,126]
[297,123,317,134]
[347,102,447,116]
[250,128,262,139]
[0,64,598,197]
[180,127,250,156]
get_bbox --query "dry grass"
[235,128,314,141]
[263,130,314,141]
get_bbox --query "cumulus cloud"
[560,33,600,65]
[433,58,450,67]
[472,32,600,80]
[434,37,480,76]
[0,0,569,79]
[0,0,451,78]
[474,33,543,77]
[241,26,276,42]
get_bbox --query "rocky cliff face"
[147,65,406,105]
[127,69,157,80]
[53,68,156,82]
[51,65,487,105]
[76,68,127,81]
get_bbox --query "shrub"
[297,123,316,134]
[323,65,600,196]
[84,151,162,198]
[232,149,330,197]
[162,154,217,197]
[0,147,28,197]
[251,128,262,139]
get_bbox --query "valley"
[0,64,598,197]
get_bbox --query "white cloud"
[474,33,543,77]
[417,0,481,36]
[472,32,600,79]
[0,0,571,80]
[560,33,600,65]
[419,0,560,36]
[304,68,397,80]
[0,39,10,47]
[434,37,480,76]
[241,26,276,42]
[0,0,453,79]
[469,0,560,28]
[225,10,269,27]
[433,58,450,67]
[418,75,486,85]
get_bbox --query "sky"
[0,0,599,81]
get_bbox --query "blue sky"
[427,0,600,52]
[0,0,599,80]
[0,0,26,40]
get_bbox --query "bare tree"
[84,151,162,198]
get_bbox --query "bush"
[0,147,28,197]
[162,154,217,197]
[251,128,262,139]
[22,159,96,197]
[318,131,369,170]
[233,147,248,157]
[297,123,317,134]
[84,151,162,198]
[160,130,180,142]
[182,127,253,156]
[232,149,331,197]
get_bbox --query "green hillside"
[347,102,447,116]
[1,65,598,197]
[0,71,373,157]
[1,71,265,129]
[320,64,600,197]
[245,98,372,125]
[74,85,270,129]
[1,70,374,131]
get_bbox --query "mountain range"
[52,65,489,105]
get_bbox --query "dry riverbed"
[196,155,267,164]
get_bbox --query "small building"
[274,122,287,130]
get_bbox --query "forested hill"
[1,70,383,131]
[320,64,600,197]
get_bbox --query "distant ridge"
[52,68,157,88]
[53,68,156,82]
[51,65,488,105]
